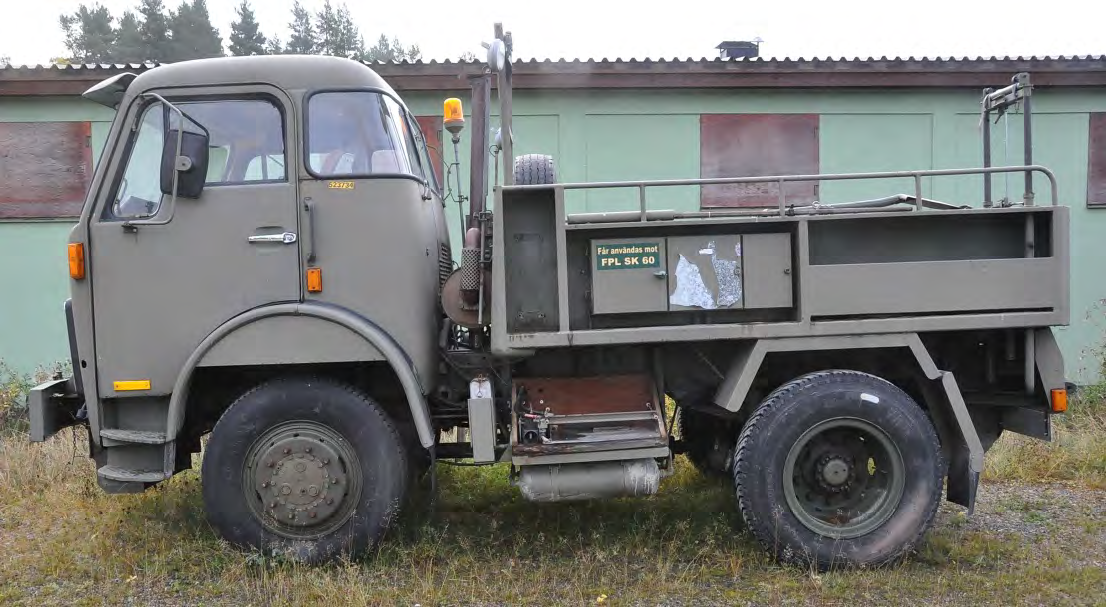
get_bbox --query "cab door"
[88,86,301,397]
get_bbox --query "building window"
[0,121,92,219]
[1089,113,1106,208]
[699,114,819,208]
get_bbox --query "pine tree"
[168,0,224,61]
[284,1,316,54]
[59,3,117,64]
[114,11,147,63]
[315,1,365,59]
[229,0,266,56]
[265,37,284,55]
[0,56,10,67]
[364,34,421,62]
[137,0,171,63]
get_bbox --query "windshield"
[307,91,421,179]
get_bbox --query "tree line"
[58,0,421,65]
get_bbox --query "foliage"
[365,34,421,63]
[57,0,424,64]
[284,1,317,54]
[59,3,116,63]
[0,55,10,67]
[114,11,148,63]
[228,0,266,57]
[0,360,66,433]
[167,0,224,61]
[314,0,363,60]
[137,0,172,63]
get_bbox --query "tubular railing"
[504,165,1059,221]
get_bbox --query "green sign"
[596,242,661,270]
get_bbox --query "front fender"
[166,302,434,448]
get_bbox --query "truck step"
[100,429,168,445]
[97,465,169,483]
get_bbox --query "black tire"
[201,376,408,563]
[513,154,556,185]
[732,370,944,570]
[674,406,733,478]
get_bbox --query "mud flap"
[937,372,986,513]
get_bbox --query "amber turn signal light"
[1050,388,1068,413]
[306,267,322,293]
[68,243,85,280]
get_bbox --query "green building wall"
[3,86,1105,383]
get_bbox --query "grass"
[983,391,1106,489]
[0,427,1103,606]
[0,363,1104,605]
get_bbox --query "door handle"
[248,232,297,244]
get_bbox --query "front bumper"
[28,377,84,442]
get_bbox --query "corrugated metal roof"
[2,55,1105,95]
[1,54,1105,69]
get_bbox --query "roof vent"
[717,38,762,60]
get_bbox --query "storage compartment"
[667,235,744,311]
[589,232,794,315]
[590,238,669,314]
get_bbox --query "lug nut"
[288,513,295,520]
[262,481,270,488]
[326,498,334,505]
[266,461,274,468]
[305,447,312,453]
[269,502,277,508]
[331,478,339,485]
[322,458,330,465]
[310,512,317,519]
[283,448,291,455]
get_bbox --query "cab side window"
[110,98,286,219]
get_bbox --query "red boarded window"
[414,115,445,187]
[700,114,819,208]
[1089,113,1106,208]
[0,121,92,218]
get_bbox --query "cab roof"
[127,54,401,100]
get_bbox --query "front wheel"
[201,376,408,563]
[732,370,944,570]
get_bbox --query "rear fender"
[713,333,986,511]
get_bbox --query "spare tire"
[513,154,556,185]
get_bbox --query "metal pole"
[1023,92,1034,206]
[467,74,490,227]
[982,87,993,208]
[914,175,923,211]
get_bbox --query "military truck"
[29,24,1071,569]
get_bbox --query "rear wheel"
[201,376,408,563]
[733,370,944,570]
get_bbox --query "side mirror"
[160,128,209,199]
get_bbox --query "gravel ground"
[936,480,1106,567]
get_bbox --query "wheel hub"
[256,437,347,525]
[818,455,852,491]
[243,421,362,539]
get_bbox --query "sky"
[1,0,1104,66]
